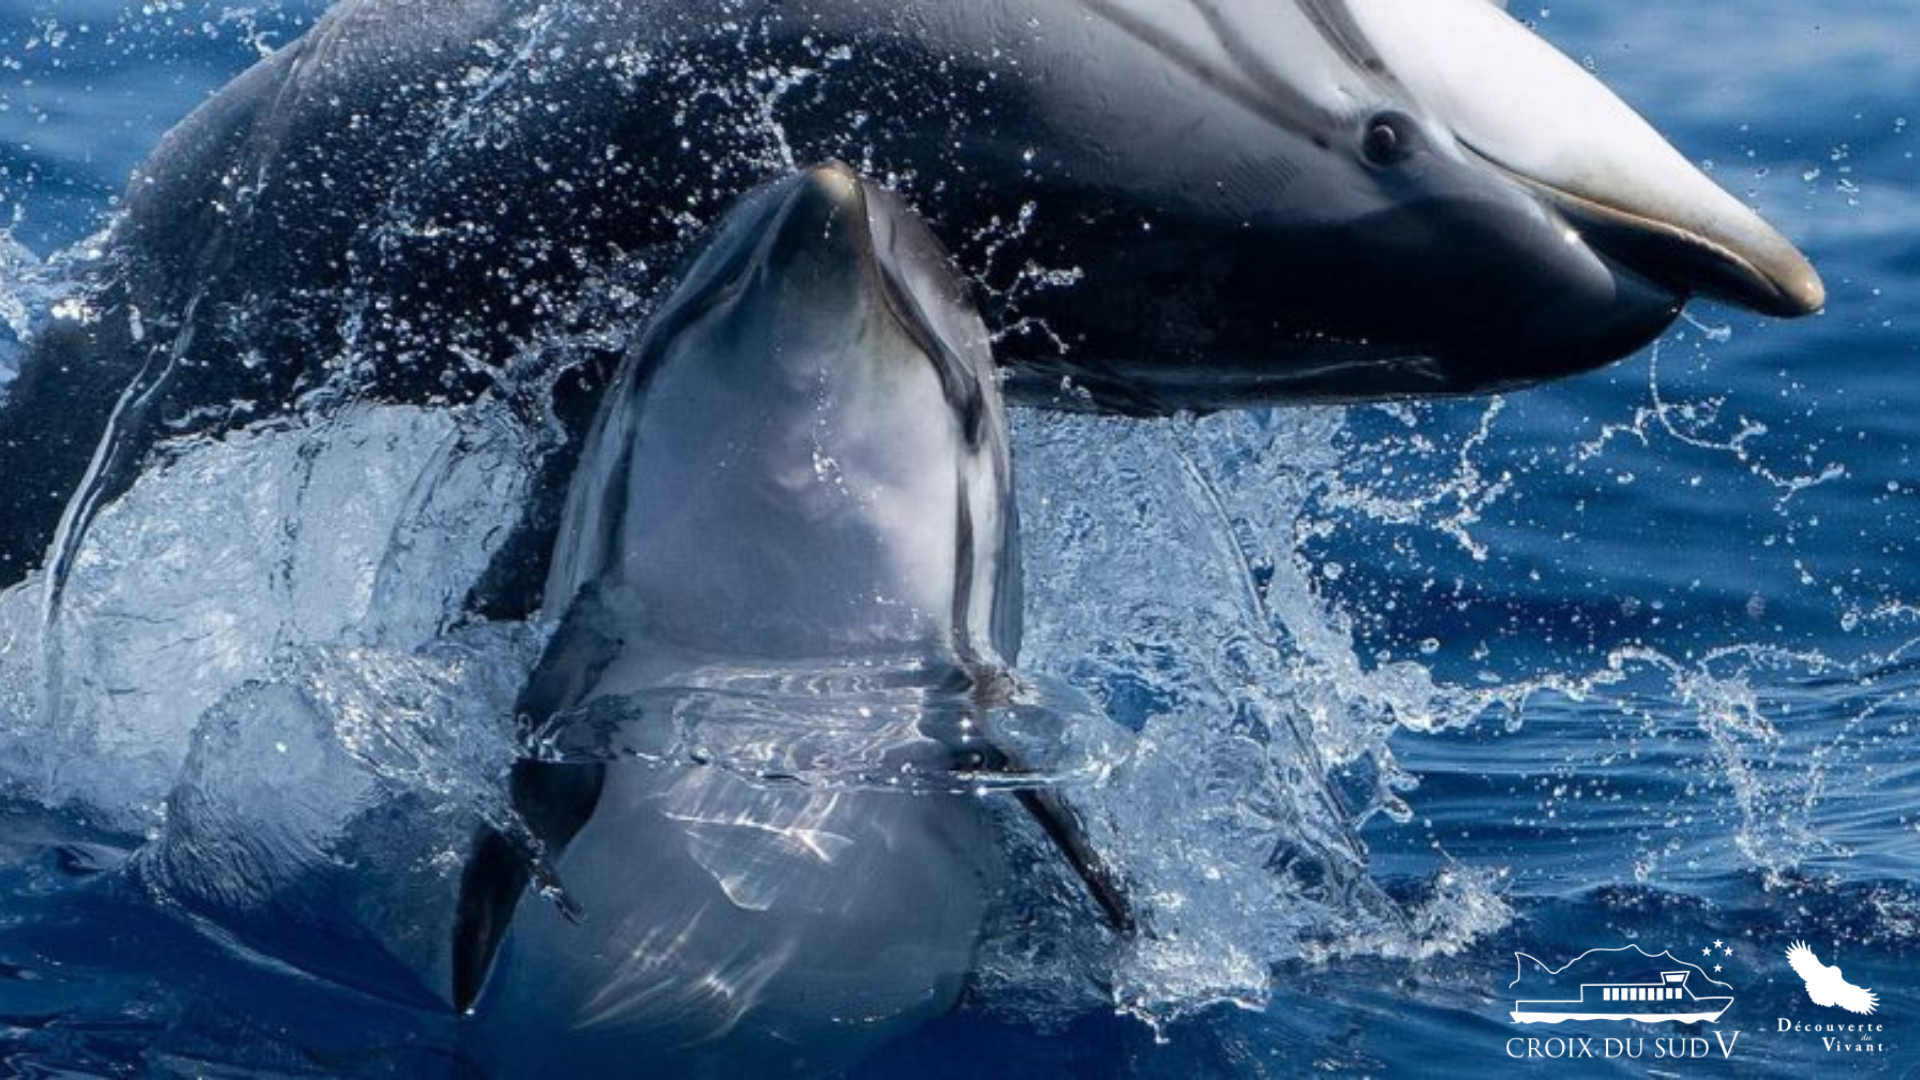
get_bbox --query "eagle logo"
[1784,942,1878,1015]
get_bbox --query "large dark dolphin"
[0,0,1824,611]
[452,162,1119,1075]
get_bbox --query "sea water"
[0,3,1913,1076]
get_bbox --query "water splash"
[526,655,1127,795]
[1004,378,1900,1024]
[1575,341,1847,509]
[0,224,94,399]
[134,626,536,1005]
[1009,408,1486,1023]
[0,402,535,828]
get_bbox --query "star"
[1715,964,1723,973]
[1723,947,1733,957]
[1703,947,1712,956]
[1713,940,1724,948]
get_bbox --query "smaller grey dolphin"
[454,163,1121,1076]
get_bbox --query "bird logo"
[1784,942,1878,1015]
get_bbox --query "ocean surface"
[0,2,1915,1077]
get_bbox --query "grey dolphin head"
[543,160,1019,665]
[456,164,1025,1074]
[939,0,1825,410]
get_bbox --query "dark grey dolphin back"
[0,1,518,587]
[1,0,1821,606]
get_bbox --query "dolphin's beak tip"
[797,159,863,205]
[1784,264,1827,317]
[1747,244,1826,318]
[771,160,872,253]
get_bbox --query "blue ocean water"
[0,2,1914,1077]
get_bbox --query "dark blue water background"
[0,2,1915,1077]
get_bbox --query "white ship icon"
[1512,968,1733,1025]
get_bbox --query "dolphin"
[0,0,1824,612]
[451,162,1121,1075]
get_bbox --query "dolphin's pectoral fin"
[453,592,625,1012]
[452,826,527,1014]
[516,591,626,734]
[918,697,1138,936]
[451,760,609,1013]
[453,583,634,1009]
[1015,787,1138,937]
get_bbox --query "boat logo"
[1784,941,1878,1015]
[1509,944,1735,1026]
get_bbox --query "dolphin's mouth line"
[1457,138,1824,318]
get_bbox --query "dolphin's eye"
[1362,111,1417,167]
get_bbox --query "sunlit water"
[0,2,1915,1076]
